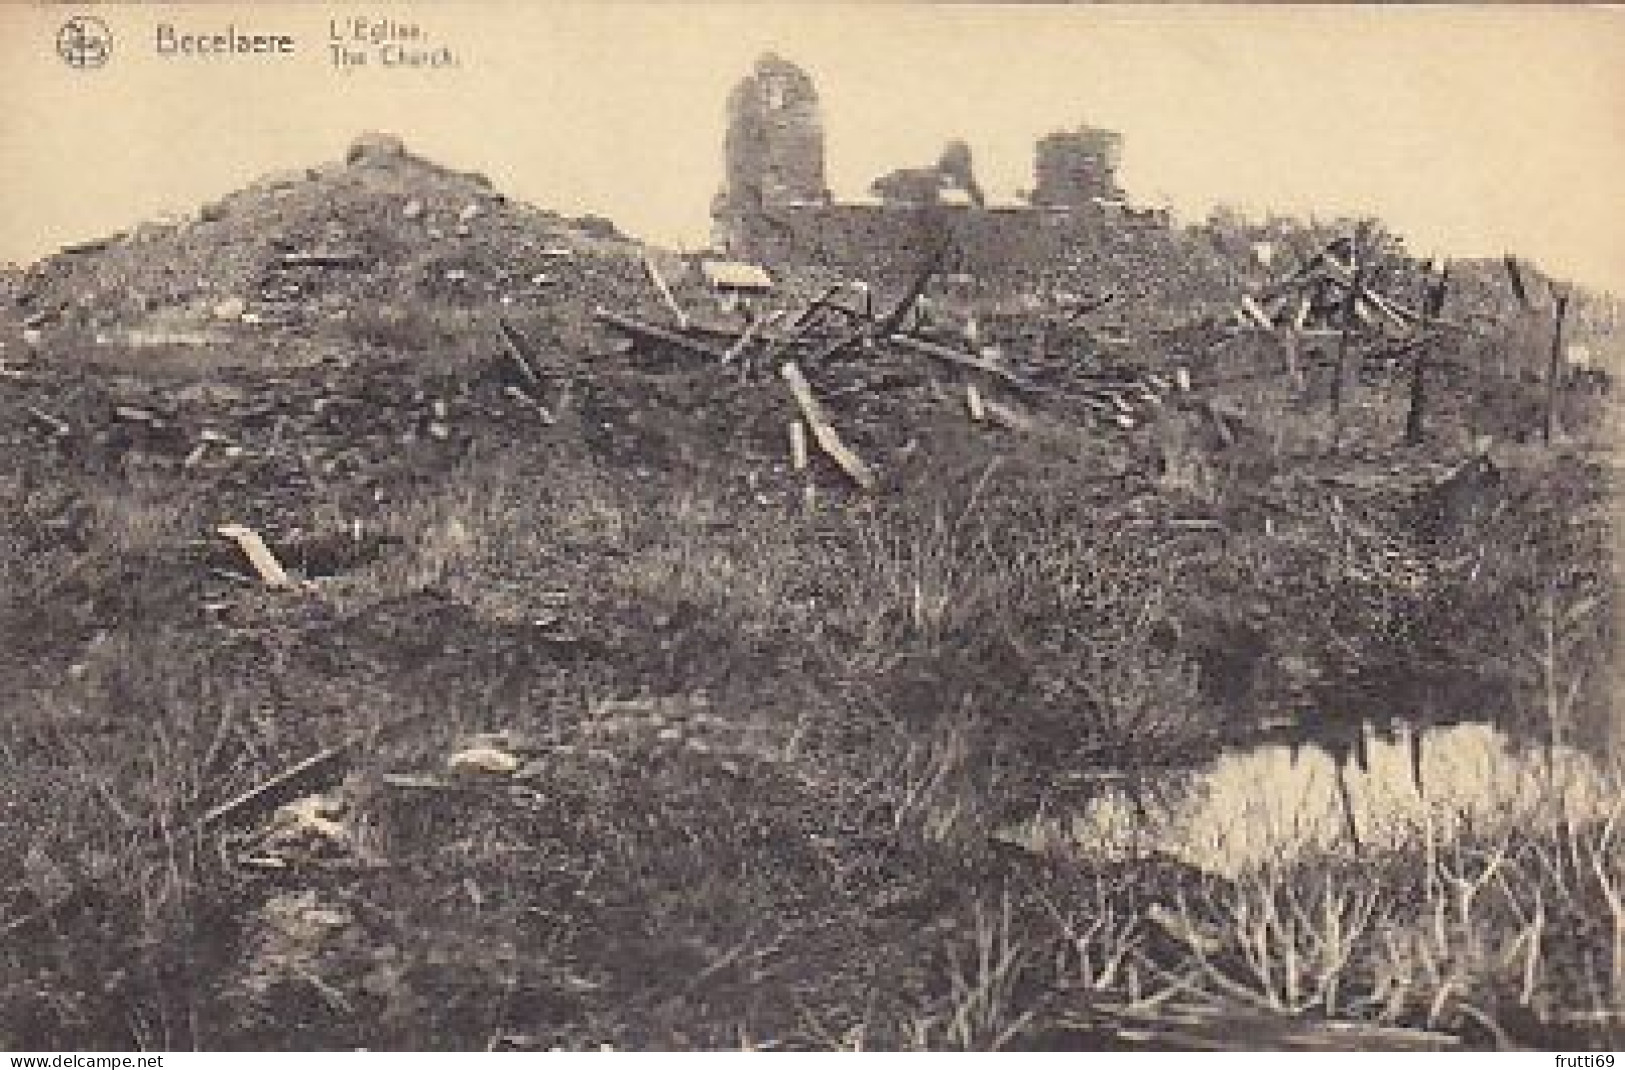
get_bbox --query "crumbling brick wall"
[725,203,1107,284]
[721,200,1238,317]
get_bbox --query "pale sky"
[2,3,1623,292]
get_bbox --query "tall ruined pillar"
[1032,125,1124,207]
[714,54,828,256]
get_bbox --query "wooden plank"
[722,311,774,365]
[807,323,871,364]
[789,419,808,472]
[1544,289,1571,444]
[1329,255,1368,444]
[779,362,876,490]
[787,285,844,331]
[1060,291,1116,324]
[277,251,366,270]
[497,317,544,390]
[642,253,689,329]
[1403,286,1435,446]
[593,307,731,362]
[1240,293,1275,331]
[1362,286,1417,329]
[1504,254,1530,307]
[217,523,293,589]
[1206,402,1237,448]
[195,740,355,830]
[983,398,1035,433]
[878,238,951,336]
[24,405,70,437]
[502,385,556,425]
[965,383,986,422]
[887,333,1041,392]
[1281,322,1304,389]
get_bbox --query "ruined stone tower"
[721,53,829,211]
[1032,125,1123,207]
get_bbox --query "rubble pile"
[11,133,654,340]
[0,339,565,532]
[0,132,1602,544]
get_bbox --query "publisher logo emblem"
[57,15,113,69]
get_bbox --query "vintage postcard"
[0,1,1621,1054]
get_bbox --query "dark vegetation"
[0,139,1619,1050]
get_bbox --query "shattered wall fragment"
[1032,125,1124,207]
[720,53,829,213]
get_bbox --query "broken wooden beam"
[643,253,690,330]
[723,311,775,365]
[1404,305,1434,447]
[807,323,872,364]
[1544,288,1571,444]
[1329,256,1367,446]
[887,333,1041,392]
[789,419,808,472]
[502,385,556,425]
[23,405,70,437]
[965,383,987,422]
[113,405,162,425]
[195,739,355,830]
[1292,295,1311,332]
[1239,294,1276,331]
[1282,323,1304,390]
[788,284,845,331]
[878,238,951,336]
[983,398,1035,433]
[277,251,367,270]
[779,362,876,491]
[1361,286,1418,329]
[1060,292,1116,324]
[1504,254,1530,308]
[496,317,545,390]
[216,523,293,589]
[593,307,731,362]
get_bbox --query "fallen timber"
[780,361,877,491]
[593,304,1188,421]
[593,306,732,362]
[885,333,1045,392]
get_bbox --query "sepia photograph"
[0,1,1621,1053]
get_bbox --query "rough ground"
[0,136,1619,1051]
